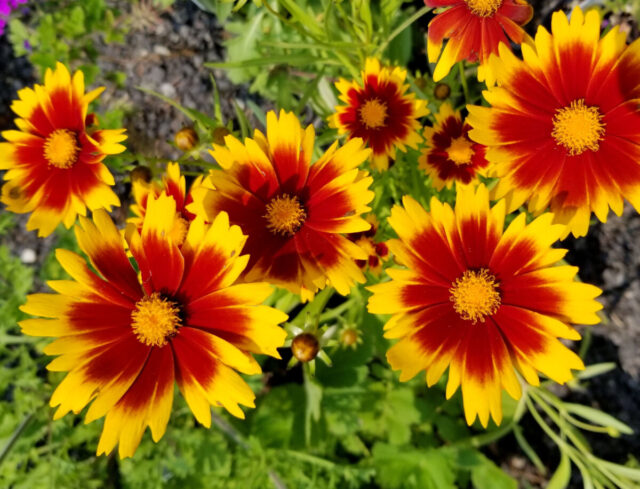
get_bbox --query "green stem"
[290,287,335,327]
[0,413,33,467]
[279,449,336,469]
[578,325,593,359]
[0,335,38,344]
[374,6,431,57]
[458,61,470,104]
[318,298,356,323]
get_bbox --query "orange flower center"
[359,98,388,129]
[43,129,80,169]
[465,0,502,17]
[552,99,605,156]
[131,292,181,347]
[446,136,475,165]
[264,194,306,236]
[450,269,501,323]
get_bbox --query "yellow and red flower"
[368,184,602,427]
[189,110,374,302]
[425,0,533,83]
[347,214,390,276]
[330,58,429,171]
[468,7,640,238]
[0,62,126,237]
[128,162,203,244]
[419,102,489,190]
[19,193,287,458]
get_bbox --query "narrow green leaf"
[246,100,267,129]
[563,403,633,435]
[599,460,640,482]
[278,0,324,38]
[575,363,616,380]
[232,100,250,139]
[513,425,546,475]
[546,451,571,489]
[205,55,338,70]
[210,74,224,124]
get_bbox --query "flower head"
[368,184,602,427]
[419,102,489,190]
[330,58,429,171]
[190,110,375,302]
[0,62,126,236]
[128,162,203,245]
[467,7,640,237]
[20,194,287,458]
[425,0,533,82]
[347,214,389,276]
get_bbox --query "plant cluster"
[1,1,640,488]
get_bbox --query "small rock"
[159,82,176,98]
[153,44,171,56]
[20,248,36,264]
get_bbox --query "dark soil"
[97,1,242,160]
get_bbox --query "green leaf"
[563,403,633,436]
[249,384,305,448]
[599,460,640,482]
[372,444,456,489]
[385,13,413,66]
[7,19,31,57]
[278,0,324,39]
[470,455,517,489]
[232,101,251,139]
[513,425,546,474]
[210,75,224,125]
[191,0,234,22]
[546,451,571,489]
[60,6,86,37]
[574,363,616,380]
[206,54,334,70]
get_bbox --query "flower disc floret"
[44,129,79,169]
[450,269,501,323]
[551,99,605,155]
[446,136,475,165]
[465,0,502,17]
[359,99,388,129]
[264,194,307,236]
[131,293,181,347]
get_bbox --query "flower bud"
[291,333,319,363]
[340,328,359,348]
[129,165,152,183]
[212,126,231,146]
[434,82,451,100]
[175,127,199,151]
